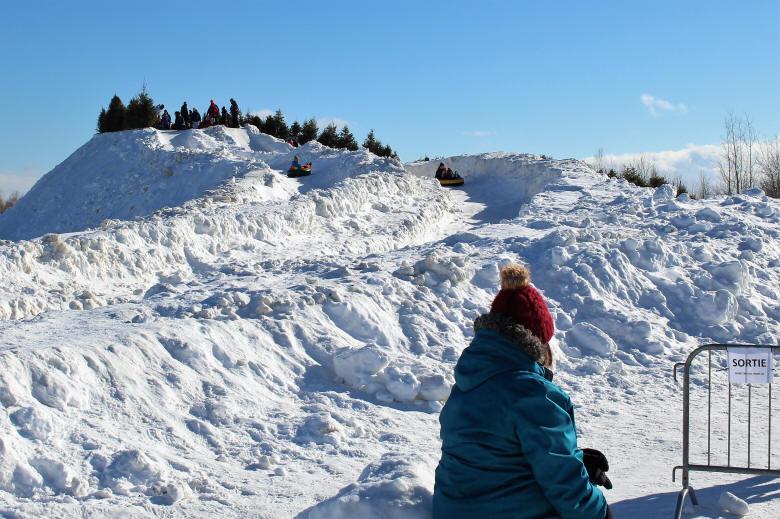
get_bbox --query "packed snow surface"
[0,127,779,518]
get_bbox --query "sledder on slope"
[435,163,464,186]
[287,155,313,178]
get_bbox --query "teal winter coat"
[433,314,607,519]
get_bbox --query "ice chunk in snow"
[333,344,389,388]
[743,187,765,198]
[296,453,435,519]
[695,207,722,222]
[295,413,343,446]
[384,367,421,402]
[102,449,168,493]
[719,491,749,516]
[10,407,55,441]
[418,374,452,401]
[653,184,675,202]
[30,458,88,497]
[567,322,617,357]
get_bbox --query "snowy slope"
[0,130,779,518]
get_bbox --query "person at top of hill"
[220,106,229,126]
[190,108,201,129]
[207,100,220,121]
[433,263,612,519]
[160,110,171,130]
[173,111,185,131]
[181,102,190,128]
[229,98,240,128]
[435,162,447,180]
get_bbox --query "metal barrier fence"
[672,344,780,519]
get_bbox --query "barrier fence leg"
[673,486,697,519]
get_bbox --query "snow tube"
[287,165,312,178]
[439,177,464,187]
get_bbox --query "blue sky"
[1,0,778,193]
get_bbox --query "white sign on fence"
[727,347,774,384]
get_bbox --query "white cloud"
[641,94,688,116]
[316,117,350,129]
[584,143,720,187]
[247,109,275,119]
[461,130,494,138]
[0,172,41,196]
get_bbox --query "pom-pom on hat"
[490,264,554,344]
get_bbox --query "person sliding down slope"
[434,263,612,519]
[435,162,447,180]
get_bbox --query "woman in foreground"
[434,264,612,519]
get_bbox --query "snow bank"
[0,136,778,517]
[296,453,435,519]
[406,153,563,223]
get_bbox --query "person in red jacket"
[207,100,220,121]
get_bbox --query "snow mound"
[719,491,749,516]
[0,126,404,241]
[406,153,564,223]
[296,453,435,519]
[0,138,778,516]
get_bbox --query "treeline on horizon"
[97,88,398,159]
[590,113,780,199]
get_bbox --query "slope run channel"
[405,152,564,226]
[0,170,454,321]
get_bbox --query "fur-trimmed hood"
[473,313,547,363]
[453,313,551,392]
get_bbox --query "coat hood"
[454,313,551,392]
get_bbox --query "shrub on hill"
[0,192,20,214]
[363,130,398,159]
[337,126,359,151]
[97,95,127,133]
[299,119,319,144]
[125,88,158,130]
[317,123,340,148]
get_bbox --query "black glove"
[582,448,613,490]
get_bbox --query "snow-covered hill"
[0,127,778,518]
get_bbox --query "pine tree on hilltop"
[362,129,397,158]
[317,123,340,148]
[125,88,157,129]
[97,108,108,133]
[363,129,379,153]
[245,114,263,131]
[300,118,319,144]
[98,94,127,133]
[271,110,289,140]
[289,121,302,142]
[337,126,358,151]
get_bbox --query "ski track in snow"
[0,127,778,518]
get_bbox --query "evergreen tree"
[245,114,263,131]
[97,108,108,133]
[300,118,319,144]
[271,109,289,139]
[317,123,340,148]
[101,94,126,132]
[363,129,379,153]
[125,88,157,129]
[362,129,396,158]
[337,126,359,151]
[289,121,302,141]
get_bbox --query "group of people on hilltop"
[435,162,462,180]
[156,98,241,131]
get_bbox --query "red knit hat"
[490,264,554,344]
